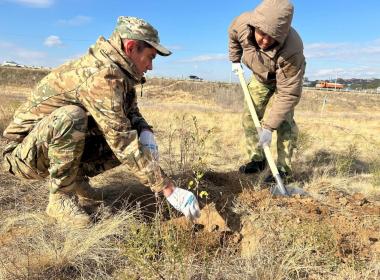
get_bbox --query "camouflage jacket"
[3,34,166,192]
[228,0,306,130]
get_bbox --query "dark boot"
[239,160,266,174]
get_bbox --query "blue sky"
[0,0,379,81]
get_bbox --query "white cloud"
[57,53,84,64]
[308,66,380,80]
[0,40,80,68]
[44,35,63,47]
[312,68,345,77]
[304,38,380,79]
[7,0,54,8]
[305,39,380,59]
[16,49,46,59]
[0,42,14,48]
[0,40,46,65]
[57,15,92,27]
[179,53,228,63]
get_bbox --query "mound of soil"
[239,189,379,260]
[194,171,379,263]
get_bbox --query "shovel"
[235,67,306,196]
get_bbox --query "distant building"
[377,87,380,94]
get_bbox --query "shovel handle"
[236,68,288,196]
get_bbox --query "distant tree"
[309,80,317,87]
[337,78,345,84]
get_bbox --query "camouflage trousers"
[242,77,299,174]
[3,105,120,193]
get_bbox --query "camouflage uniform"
[2,16,171,194]
[243,77,299,174]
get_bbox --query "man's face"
[254,29,276,50]
[128,42,157,76]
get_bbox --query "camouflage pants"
[3,105,120,193]
[242,76,299,174]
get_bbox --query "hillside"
[0,66,49,87]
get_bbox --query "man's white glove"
[232,62,243,75]
[166,187,201,221]
[258,128,273,147]
[140,130,159,161]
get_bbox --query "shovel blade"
[271,183,308,196]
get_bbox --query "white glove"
[258,128,272,147]
[166,187,201,221]
[231,62,243,75]
[139,130,159,161]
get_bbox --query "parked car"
[2,60,21,67]
[188,75,203,81]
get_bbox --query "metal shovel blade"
[270,175,308,196]
[270,184,308,196]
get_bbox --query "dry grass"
[0,78,379,279]
[0,66,49,88]
[0,210,135,279]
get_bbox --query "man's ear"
[123,40,136,56]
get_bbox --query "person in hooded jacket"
[2,16,200,228]
[228,0,306,181]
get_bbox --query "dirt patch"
[238,188,380,262]
[157,170,380,264]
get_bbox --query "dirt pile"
[172,170,379,268]
[238,189,380,262]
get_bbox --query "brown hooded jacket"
[228,0,306,130]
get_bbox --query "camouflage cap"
[115,16,171,56]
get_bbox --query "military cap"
[115,16,171,56]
